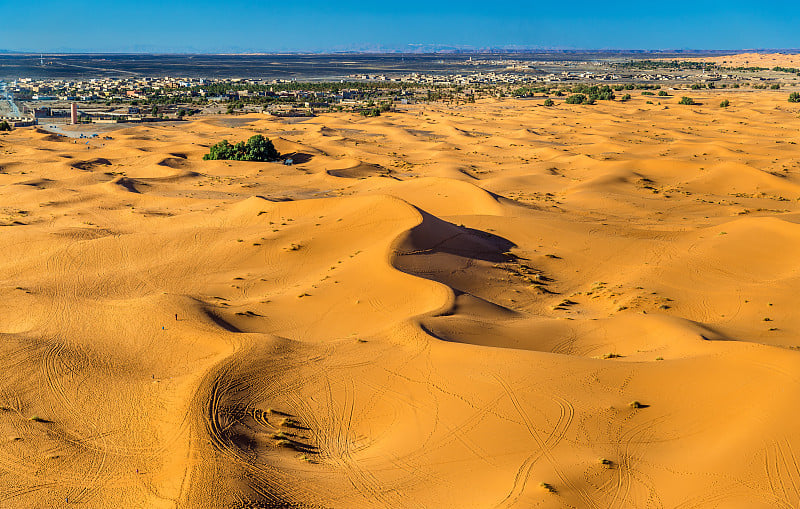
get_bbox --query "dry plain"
[1,88,800,508]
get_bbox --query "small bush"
[539,482,557,493]
[657,91,669,96]
[789,92,800,103]
[565,94,586,104]
[620,93,632,102]
[0,121,11,132]
[543,98,554,106]
[720,99,730,108]
[679,97,696,105]
[641,91,654,96]
[771,84,781,90]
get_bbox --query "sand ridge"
[678,52,800,68]
[0,89,800,507]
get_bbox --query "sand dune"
[1,89,800,507]
[680,52,800,68]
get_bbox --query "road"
[0,80,22,117]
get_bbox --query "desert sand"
[1,88,800,508]
[680,52,800,68]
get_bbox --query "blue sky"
[0,0,797,52]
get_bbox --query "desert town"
[2,56,798,127]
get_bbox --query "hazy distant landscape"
[0,51,750,80]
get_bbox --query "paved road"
[0,81,22,117]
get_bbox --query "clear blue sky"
[1,0,797,53]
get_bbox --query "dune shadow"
[71,158,112,171]
[203,310,242,333]
[397,207,516,263]
[283,152,313,164]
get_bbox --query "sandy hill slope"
[1,89,800,507]
[678,52,800,68]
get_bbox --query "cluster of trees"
[202,135,280,162]
[617,60,710,71]
[512,85,553,97]
[726,65,800,76]
[360,101,392,117]
[772,66,800,75]
[612,83,661,91]
[565,93,592,105]
[789,92,800,103]
[568,84,615,101]
[0,121,11,132]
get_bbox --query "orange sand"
[681,52,800,68]
[1,89,800,507]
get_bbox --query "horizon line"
[2,48,800,56]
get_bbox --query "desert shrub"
[620,93,632,102]
[565,94,586,104]
[657,91,669,96]
[569,84,614,101]
[720,99,730,108]
[771,84,781,90]
[512,85,551,97]
[543,98,554,106]
[789,92,800,103]
[641,91,654,96]
[0,121,11,132]
[679,96,696,105]
[203,134,279,161]
[539,482,557,493]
